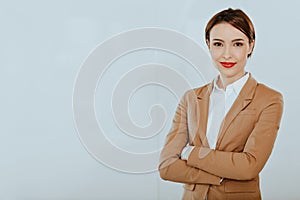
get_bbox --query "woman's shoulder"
[254,82,284,106]
[183,83,211,97]
[179,83,211,104]
[256,83,283,99]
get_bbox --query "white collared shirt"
[206,73,250,149]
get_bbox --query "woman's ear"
[248,40,255,55]
[206,39,210,49]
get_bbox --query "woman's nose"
[222,46,232,59]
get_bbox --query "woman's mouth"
[220,62,236,68]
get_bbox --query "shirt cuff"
[180,145,195,160]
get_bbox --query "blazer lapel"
[193,83,213,147]
[215,74,258,149]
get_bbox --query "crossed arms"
[159,89,283,185]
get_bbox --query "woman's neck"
[217,72,247,90]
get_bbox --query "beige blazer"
[159,74,284,200]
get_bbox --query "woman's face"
[207,22,254,84]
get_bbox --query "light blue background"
[1,0,299,199]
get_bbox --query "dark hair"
[205,8,255,57]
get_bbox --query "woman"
[159,8,284,200]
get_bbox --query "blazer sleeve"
[186,91,284,180]
[159,90,221,185]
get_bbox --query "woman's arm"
[186,92,284,180]
[159,90,221,185]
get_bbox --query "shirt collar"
[213,72,250,95]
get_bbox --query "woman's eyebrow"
[212,38,245,42]
[212,38,224,42]
[232,38,245,42]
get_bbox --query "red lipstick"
[220,62,236,68]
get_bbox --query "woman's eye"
[234,42,244,47]
[213,42,223,47]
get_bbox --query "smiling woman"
[205,8,255,89]
[159,8,284,200]
[208,23,254,89]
